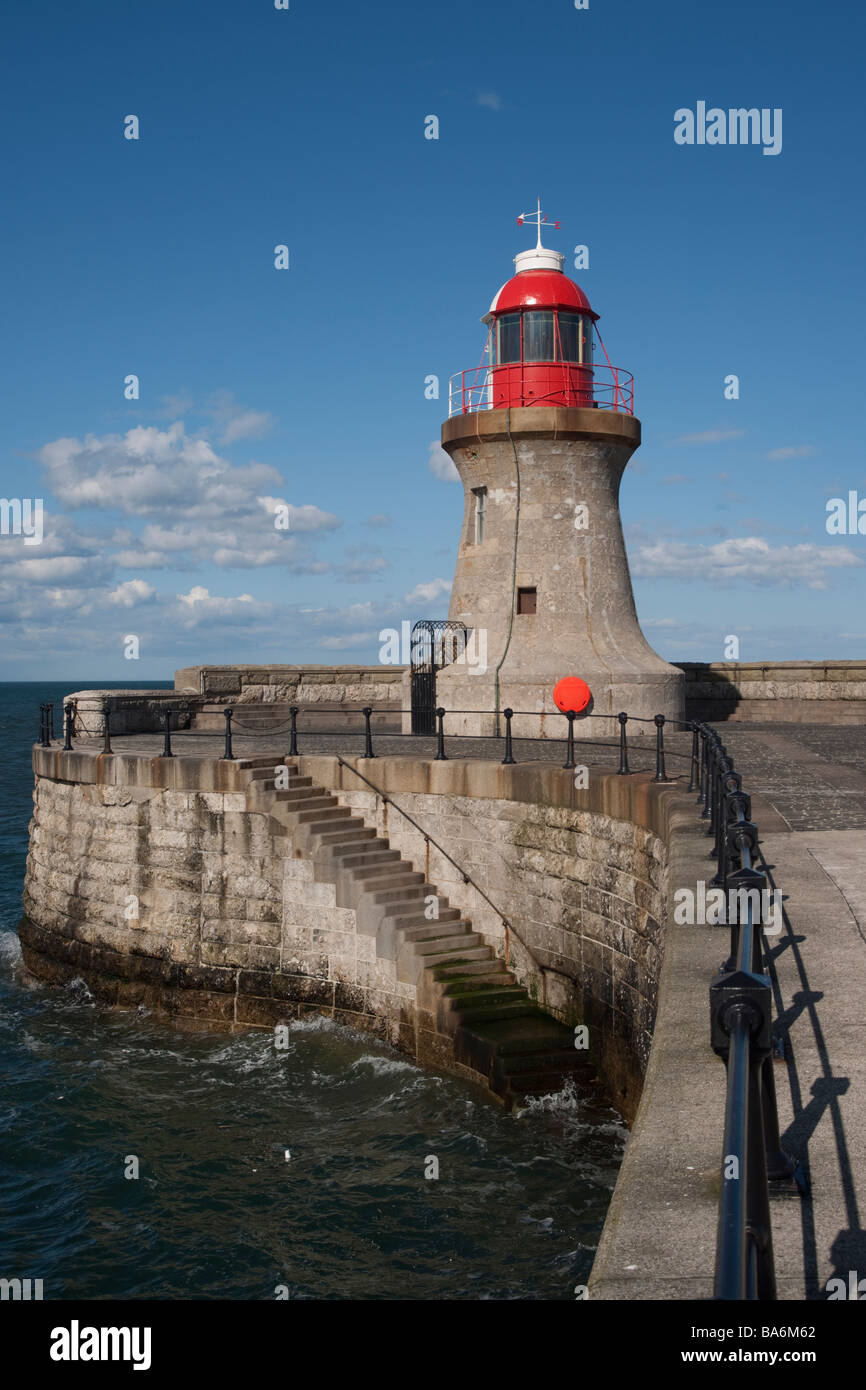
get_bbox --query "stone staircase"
[242,756,596,1108]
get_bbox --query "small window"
[517,587,537,615]
[497,314,521,364]
[471,486,487,545]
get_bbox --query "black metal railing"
[43,700,701,779]
[696,721,797,1300]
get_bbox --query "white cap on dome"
[513,244,564,274]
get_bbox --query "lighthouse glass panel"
[523,311,555,362]
[497,315,521,364]
[558,313,581,362]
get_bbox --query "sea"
[0,681,626,1300]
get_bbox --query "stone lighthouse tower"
[434,204,685,737]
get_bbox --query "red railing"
[447,362,634,417]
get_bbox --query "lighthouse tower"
[434,204,684,736]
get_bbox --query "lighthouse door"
[410,620,467,735]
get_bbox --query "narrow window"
[517,586,537,615]
[472,486,487,544]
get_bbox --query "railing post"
[362,706,375,759]
[617,711,630,775]
[222,706,235,761]
[102,700,113,755]
[39,703,47,747]
[562,710,576,769]
[161,707,173,758]
[501,707,516,765]
[434,707,447,761]
[288,705,299,758]
[47,703,55,742]
[653,714,668,782]
[687,721,700,793]
[701,731,715,817]
[63,702,74,751]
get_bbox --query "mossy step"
[496,1050,595,1079]
[444,984,526,1006]
[457,1000,542,1026]
[463,1014,576,1052]
[433,958,508,979]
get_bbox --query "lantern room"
[483,232,597,409]
[447,203,634,418]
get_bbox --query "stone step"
[321,834,389,858]
[496,1049,595,1080]
[369,881,435,907]
[343,853,405,878]
[238,755,293,768]
[248,767,311,786]
[335,844,397,864]
[457,1000,542,1026]
[296,807,352,826]
[389,905,460,930]
[277,796,339,817]
[274,786,326,804]
[463,1015,576,1055]
[414,934,489,956]
[433,956,508,979]
[444,984,528,1010]
[356,868,425,892]
[313,824,375,846]
[400,917,468,942]
[437,967,513,990]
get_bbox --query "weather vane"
[516,197,562,247]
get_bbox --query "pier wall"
[19,749,683,1120]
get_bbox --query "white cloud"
[477,91,502,110]
[765,445,814,460]
[672,429,745,445]
[429,441,459,482]
[221,410,274,444]
[39,423,283,518]
[404,577,452,607]
[108,579,156,607]
[632,536,862,590]
[257,497,341,532]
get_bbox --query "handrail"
[699,721,798,1300]
[332,753,556,997]
[447,361,634,417]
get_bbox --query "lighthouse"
[432,203,685,737]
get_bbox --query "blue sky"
[1,0,864,679]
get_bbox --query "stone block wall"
[678,659,866,723]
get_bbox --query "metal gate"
[410,620,467,734]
